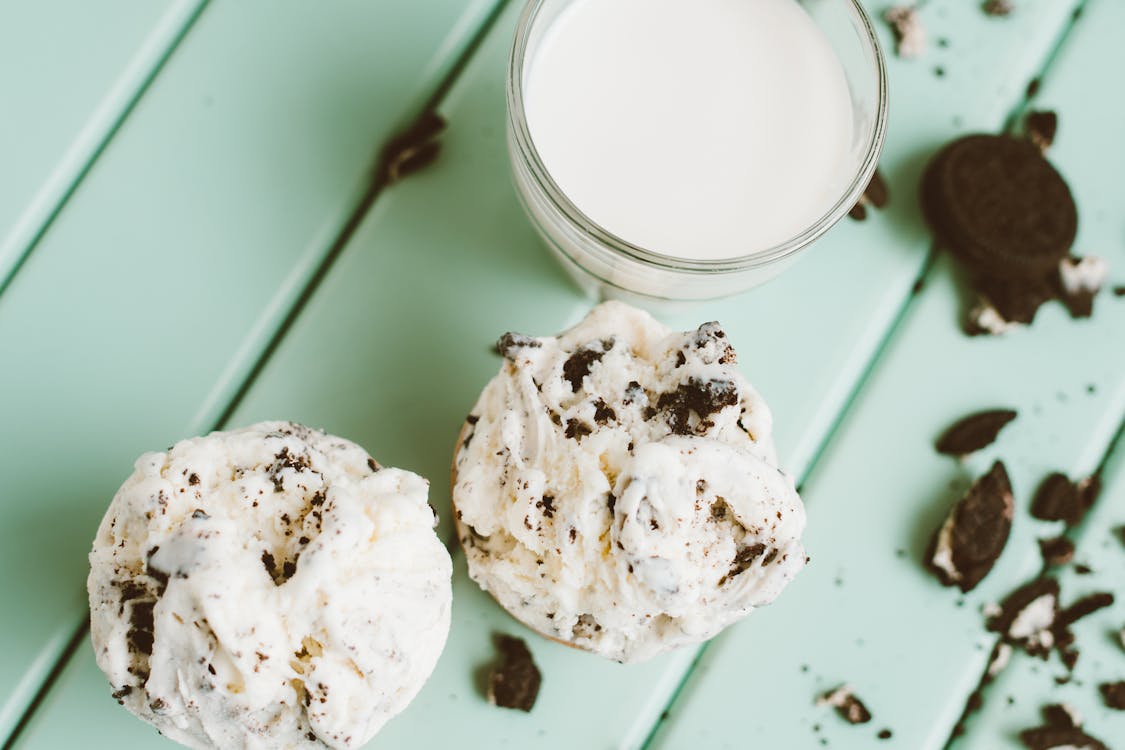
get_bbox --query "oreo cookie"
[922,134,1077,280]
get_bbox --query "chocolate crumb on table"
[1037,536,1075,567]
[375,111,446,188]
[1098,681,1125,710]
[1030,472,1100,526]
[818,685,872,725]
[1018,702,1110,750]
[934,408,1017,456]
[883,6,926,58]
[926,462,1014,592]
[983,0,1014,16]
[1025,110,1058,153]
[1040,702,1083,729]
[487,634,541,712]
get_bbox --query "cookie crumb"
[1098,682,1125,711]
[983,0,1014,17]
[935,409,1017,457]
[376,111,446,187]
[1025,110,1058,153]
[1037,536,1075,567]
[818,685,872,725]
[487,634,541,712]
[884,6,926,58]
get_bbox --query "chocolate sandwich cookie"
[922,134,1077,280]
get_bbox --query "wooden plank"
[9,0,1095,748]
[0,0,204,287]
[0,0,502,739]
[650,1,1125,746]
[943,1,1125,744]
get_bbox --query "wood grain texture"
[0,0,502,740]
[0,0,204,288]
[7,0,1123,749]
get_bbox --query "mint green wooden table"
[1,2,1122,748]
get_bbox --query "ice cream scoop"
[88,421,451,749]
[452,301,806,662]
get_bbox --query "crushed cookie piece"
[487,635,541,712]
[818,685,872,725]
[1037,536,1075,567]
[1025,110,1057,152]
[935,409,1017,456]
[927,462,1014,592]
[884,6,926,58]
[983,0,1014,17]
[376,111,445,187]
[496,332,542,360]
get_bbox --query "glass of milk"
[507,0,888,303]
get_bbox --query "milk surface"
[524,0,856,261]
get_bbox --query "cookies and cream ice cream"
[88,421,452,750]
[452,301,806,663]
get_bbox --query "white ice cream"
[452,302,806,662]
[88,422,452,750]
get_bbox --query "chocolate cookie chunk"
[935,408,1017,456]
[927,462,1014,592]
[488,634,541,712]
[1031,472,1099,526]
[922,134,1077,280]
[818,685,872,725]
[1099,681,1125,710]
[987,578,1060,657]
[1020,726,1109,750]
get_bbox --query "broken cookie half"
[927,462,1014,592]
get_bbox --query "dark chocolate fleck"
[593,398,617,425]
[188,473,200,486]
[564,419,592,441]
[562,340,612,391]
[719,543,766,585]
[537,495,556,519]
[657,378,740,435]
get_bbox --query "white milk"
[524,0,856,261]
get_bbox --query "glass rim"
[506,0,890,274]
